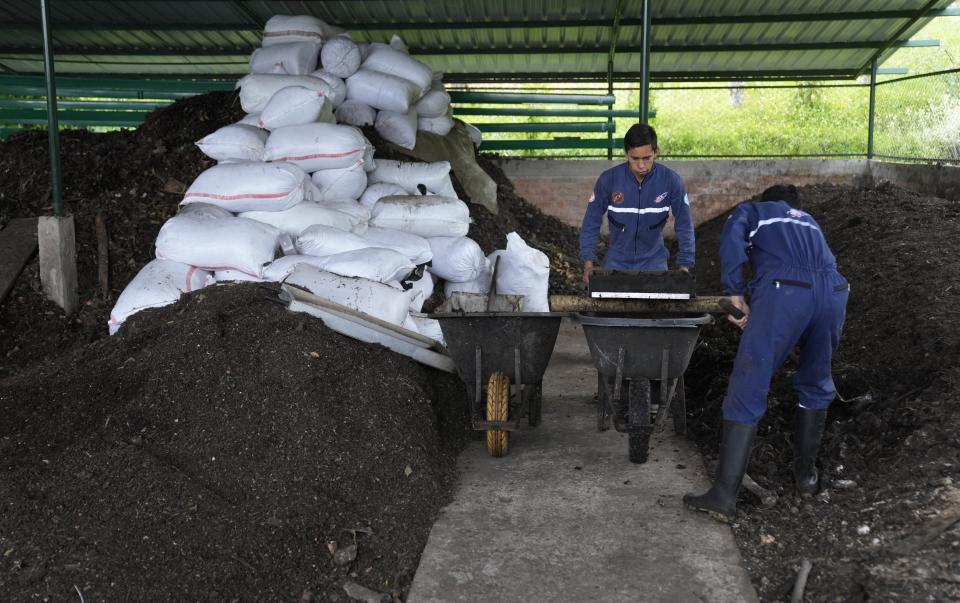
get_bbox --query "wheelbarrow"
[433,293,563,457]
[575,312,713,463]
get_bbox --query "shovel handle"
[718,298,745,320]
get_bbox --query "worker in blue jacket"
[684,184,849,523]
[579,123,695,283]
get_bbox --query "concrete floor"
[408,319,757,603]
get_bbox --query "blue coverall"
[580,162,696,270]
[719,201,849,424]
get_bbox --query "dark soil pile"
[685,182,960,602]
[0,282,468,601]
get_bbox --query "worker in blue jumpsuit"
[684,184,849,522]
[579,123,695,282]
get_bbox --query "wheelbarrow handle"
[718,298,746,320]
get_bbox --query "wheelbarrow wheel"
[486,372,510,457]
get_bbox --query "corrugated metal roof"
[0,0,953,82]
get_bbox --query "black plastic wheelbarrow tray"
[575,312,713,463]
[433,298,563,458]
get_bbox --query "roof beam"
[1,8,958,33]
[860,0,942,75]
[0,39,919,57]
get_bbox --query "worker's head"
[623,123,659,180]
[760,184,801,208]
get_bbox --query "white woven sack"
[418,115,455,136]
[414,89,451,118]
[311,160,367,201]
[362,43,432,96]
[404,271,434,311]
[334,100,376,127]
[492,232,551,312]
[262,15,341,47]
[369,160,457,197]
[239,201,355,236]
[238,113,263,128]
[389,34,409,54]
[370,195,470,238]
[316,200,370,233]
[361,226,433,265]
[257,86,327,130]
[375,108,418,150]
[442,258,492,296]
[261,254,329,281]
[263,123,366,172]
[362,143,376,172]
[195,124,268,162]
[309,69,346,107]
[215,269,269,283]
[359,182,407,208]
[426,236,486,282]
[345,69,418,113]
[296,224,372,257]
[314,247,415,283]
[156,212,281,278]
[235,73,332,114]
[283,264,418,326]
[181,162,309,213]
[408,313,444,345]
[320,35,362,78]
[250,42,320,75]
[108,259,214,335]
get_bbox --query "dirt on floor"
[3,89,960,602]
[684,181,960,602]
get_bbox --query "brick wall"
[495,159,865,236]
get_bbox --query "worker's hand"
[726,295,750,330]
[678,266,690,273]
[582,261,594,286]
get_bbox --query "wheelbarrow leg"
[672,375,687,435]
[627,377,652,464]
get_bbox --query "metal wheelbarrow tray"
[576,312,713,463]
[433,309,564,457]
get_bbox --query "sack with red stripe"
[263,122,366,172]
[235,73,332,113]
[108,259,215,335]
[262,15,342,47]
[181,161,310,213]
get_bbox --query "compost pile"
[0,89,583,601]
[685,181,960,602]
[0,92,582,377]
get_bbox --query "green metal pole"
[639,0,651,122]
[607,60,614,159]
[40,0,63,217]
[867,58,877,160]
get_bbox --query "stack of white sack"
[107,259,216,335]
[112,17,488,336]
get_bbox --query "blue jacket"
[579,162,695,270]
[720,201,845,295]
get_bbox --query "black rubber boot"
[793,407,828,497]
[683,420,757,523]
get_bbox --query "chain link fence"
[874,68,960,163]
[454,72,960,165]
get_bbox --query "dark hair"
[759,184,800,206]
[624,123,658,152]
